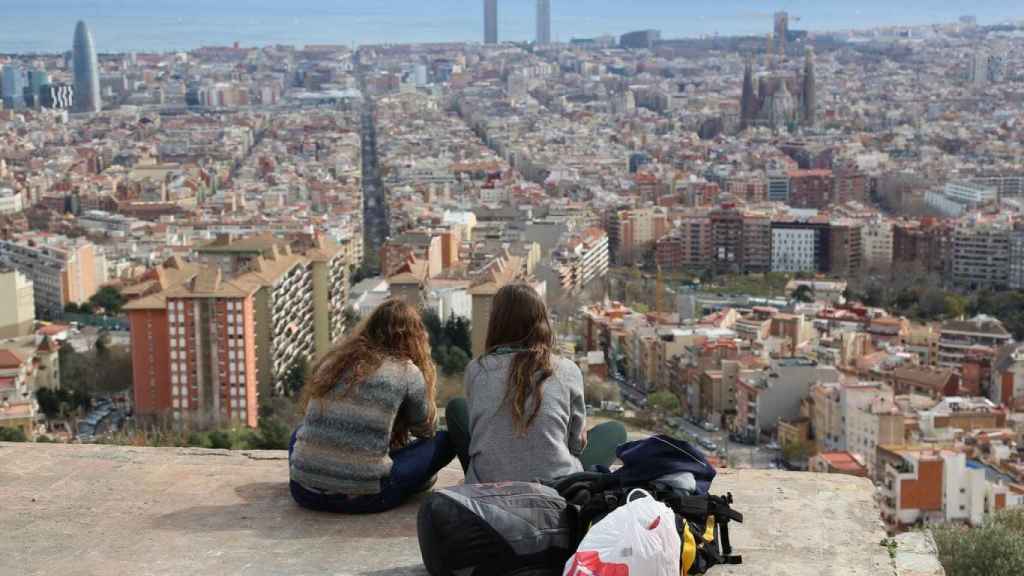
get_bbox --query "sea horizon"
[0,0,1021,54]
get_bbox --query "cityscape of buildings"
[2,7,1024,539]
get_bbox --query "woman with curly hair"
[289,299,454,513]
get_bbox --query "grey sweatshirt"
[463,353,586,484]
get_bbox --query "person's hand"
[580,429,589,451]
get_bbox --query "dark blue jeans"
[288,428,455,514]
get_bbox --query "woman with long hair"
[289,299,454,513]
[447,283,627,483]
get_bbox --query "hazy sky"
[2,1,1021,52]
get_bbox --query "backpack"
[417,481,575,576]
[547,436,744,574]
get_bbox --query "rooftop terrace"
[0,442,942,575]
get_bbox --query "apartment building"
[878,448,987,533]
[553,227,609,293]
[655,217,712,271]
[614,207,669,265]
[950,216,1012,290]
[735,358,840,436]
[741,214,773,273]
[127,234,349,426]
[1010,226,1024,291]
[788,169,834,209]
[771,226,816,273]
[828,221,863,278]
[0,345,46,436]
[991,344,1024,408]
[861,218,894,271]
[938,315,1013,370]
[166,269,260,428]
[0,235,101,319]
[0,268,35,338]
[710,206,744,274]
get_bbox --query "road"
[614,379,779,469]
[357,72,389,273]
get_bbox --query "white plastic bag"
[563,489,681,576]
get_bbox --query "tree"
[647,390,681,415]
[248,416,291,450]
[933,508,1024,576]
[35,388,61,419]
[89,286,126,315]
[64,302,81,314]
[0,427,27,442]
[422,309,445,348]
[792,284,815,303]
[944,294,968,319]
[207,430,232,450]
[917,288,948,320]
[282,357,309,396]
[781,440,811,464]
[443,315,471,356]
[441,346,470,375]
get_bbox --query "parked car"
[765,441,781,451]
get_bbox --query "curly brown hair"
[300,299,437,449]
[484,283,554,435]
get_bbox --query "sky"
[1,1,1021,53]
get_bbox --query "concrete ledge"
[0,442,923,575]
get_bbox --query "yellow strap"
[682,521,696,575]
[703,515,716,543]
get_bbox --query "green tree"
[282,357,309,396]
[248,417,291,450]
[944,294,968,319]
[917,288,948,320]
[933,508,1024,576]
[422,309,445,348]
[443,315,472,356]
[207,430,232,450]
[0,427,27,442]
[64,302,81,314]
[35,388,61,419]
[781,440,811,464]
[647,390,681,415]
[441,346,470,375]
[89,286,126,315]
[792,284,815,303]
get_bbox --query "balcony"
[0,442,941,575]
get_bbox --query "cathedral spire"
[802,47,816,127]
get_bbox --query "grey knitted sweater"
[463,353,586,484]
[289,358,434,495]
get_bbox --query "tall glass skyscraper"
[484,0,498,44]
[2,65,27,109]
[72,20,101,113]
[536,0,551,45]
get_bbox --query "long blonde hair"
[484,284,554,435]
[301,299,437,448]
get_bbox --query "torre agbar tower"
[72,20,102,114]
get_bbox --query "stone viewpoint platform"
[0,442,940,575]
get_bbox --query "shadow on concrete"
[358,568,429,576]
[151,482,425,541]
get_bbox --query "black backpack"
[417,481,574,576]
[547,471,744,574]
